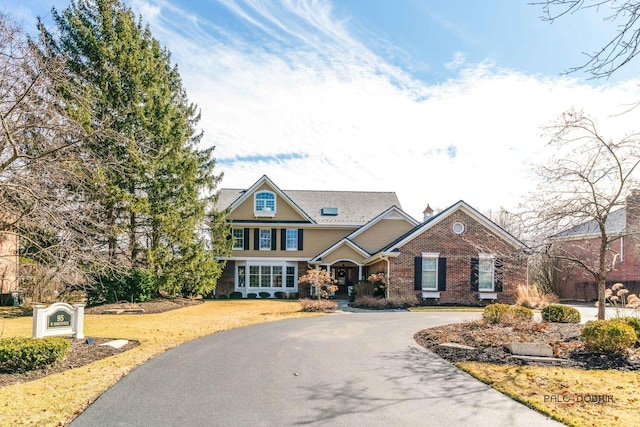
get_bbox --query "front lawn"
[460,362,640,427]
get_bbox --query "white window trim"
[259,228,271,251]
[232,228,244,250]
[254,191,276,217]
[421,252,440,291]
[285,229,298,251]
[235,261,298,295]
[478,253,496,292]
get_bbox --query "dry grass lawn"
[0,300,321,426]
[459,362,640,427]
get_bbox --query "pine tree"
[38,0,230,297]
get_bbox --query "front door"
[334,266,356,296]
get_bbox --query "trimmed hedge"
[259,292,271,299]
[274,291,286,299]
[229,291,243,299]
[246,293,257,299]
[0,337,70,373]
[482,304,533,324]
[581,320,637,353]
[541,304,581,323]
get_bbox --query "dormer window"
[255,191,276,217]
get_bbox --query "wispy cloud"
[131,0,640,220]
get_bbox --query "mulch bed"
[0,297,202,387]
[414,320,640,371]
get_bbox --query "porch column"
[358,265,362,281]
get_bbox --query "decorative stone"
[439,342,476,351]
[510,355,567,363]
[100,339,129,349]
[504,342,553,357]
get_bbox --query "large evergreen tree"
[38,0,229,297]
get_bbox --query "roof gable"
[310,238,370,264]
[223,175,314,222]
[216,175,403,226]
[383,200,527,252]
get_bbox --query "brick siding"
[389,210,526,305]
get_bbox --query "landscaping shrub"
[0,337,70,373]
[541,304,581,323]
[353,291,418,309]
[287,292,300,299]
[246,293,257,299]
[216,294,228,299]
[88,269,156,306]
[298,298,338,312]
[482,304,533,324]
[482,304,512,324]
[508,305,534,322]
[613,317,640,344]
[274,291,286,299]
[229,291,243,299]
[259,292,271,299]
[581,320,637,353]
[354,295,388,309]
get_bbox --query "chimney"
[423,204,434,221]
[626,190,640,231]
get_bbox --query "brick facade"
[388,210,527,305]
[553,191,640,300]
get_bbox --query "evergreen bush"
[541,304,581,323]
[0,337,70,373]
[581,320,637,353]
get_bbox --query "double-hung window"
[232,228,244,250]
[422,257,438,290]
[478,255,495,291]
[259,229,271,250]
[286,229,298,250]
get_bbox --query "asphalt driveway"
[71,310,562,426]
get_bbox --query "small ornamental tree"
[298,269,338,300]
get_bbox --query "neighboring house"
[550,191,640,301]
[215,175,528,304]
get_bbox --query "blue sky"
[5,0,640,220]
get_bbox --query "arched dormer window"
[255,191,276,217]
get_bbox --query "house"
[550,191,640,300]
[215,175,528,304]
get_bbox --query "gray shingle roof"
[216,188,401,225]
[552,208,627,238]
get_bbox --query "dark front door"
[335,267,356,296]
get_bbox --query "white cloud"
[133,0,640,221]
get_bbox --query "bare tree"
[523,109,640,319]
[0,12,110,298]
[532,0,640,78]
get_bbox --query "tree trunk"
[597,278,606,320]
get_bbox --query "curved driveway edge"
[71,311,562,426]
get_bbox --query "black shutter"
[471,258,479,291]
[437,258,447,291]
[281,229,286,250]
[271,229,277,250]
[243,228,250,250]
[253,228,259,250]
[298,229,304,250]
[494,258,504,292]
[414,257,422,290]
